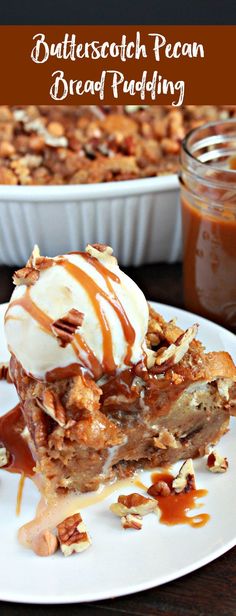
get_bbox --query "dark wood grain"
[1,262,236,615]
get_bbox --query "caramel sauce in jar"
[180,120,236,330]
[151,471,209,528]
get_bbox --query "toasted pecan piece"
[86,243,113,260]
[51,309,84,347]
[172,459,196,494]
[13,267,39,287]
[27,245,55,271]
[148,480,171,498]
[31,406,49,448]
[36,390,66,427]
[121,514,143,530]
[26,244,40,268]
[153,429,178,450]
[110,493,158,517]
[151,324,198,373]
[57,513,91,556]
[207,451,228,473]
[88,243,112,253]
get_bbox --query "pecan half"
[13,267,39,287]
[110,493,158,517]
[51,309,84,347]
[207,451,228,473]
[148,480,171,498]
[31,406,49,448]
[172,459,196,494]
[121,514,143,530]
[151,324,198,373]
[36,390,66,427]
[57,513,91,556]
[27,245,55,271]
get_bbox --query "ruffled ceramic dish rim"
[0,173,178,200]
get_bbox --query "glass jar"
[180,119,236,331]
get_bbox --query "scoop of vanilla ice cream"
[5,245,150,380]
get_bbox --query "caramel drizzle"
[84,254,135,364]
[63,255,136,371]
[5,288,101,378]
[72,334,101,379]
[5,289,52,333]
[16,473,26,516]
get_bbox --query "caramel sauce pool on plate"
[0,404,34,476]
[151,471,210,528]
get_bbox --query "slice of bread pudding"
[6,246,236,499]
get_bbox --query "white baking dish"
[0,174,181,266]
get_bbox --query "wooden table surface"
[1,261,236,616]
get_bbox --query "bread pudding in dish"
[1,105,236,185]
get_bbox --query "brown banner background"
[1,26,235,104]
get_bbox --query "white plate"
[0,301,236,604]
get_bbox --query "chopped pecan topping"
[0,445,9,467]
[151,324,198,373]
[36,390,66,427]
[147,316,163,349]
[172,459,196,494]
[0,106,235,186]
[47,121,65,137]
[13,246,54,288]
[110,492,158,517]
[32,407,49,448]
[148,480,171,498]
[13,266,39,287]
[90,243,111,253]
[35,256,55,270]
[26,244,40,268]
[121,514,143,530]
[86,243,113,259]
[153,429,178,450]
[27,245,55,271]
[207,451,228,473]
[57,513,91,556]
[51,309,84,347]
